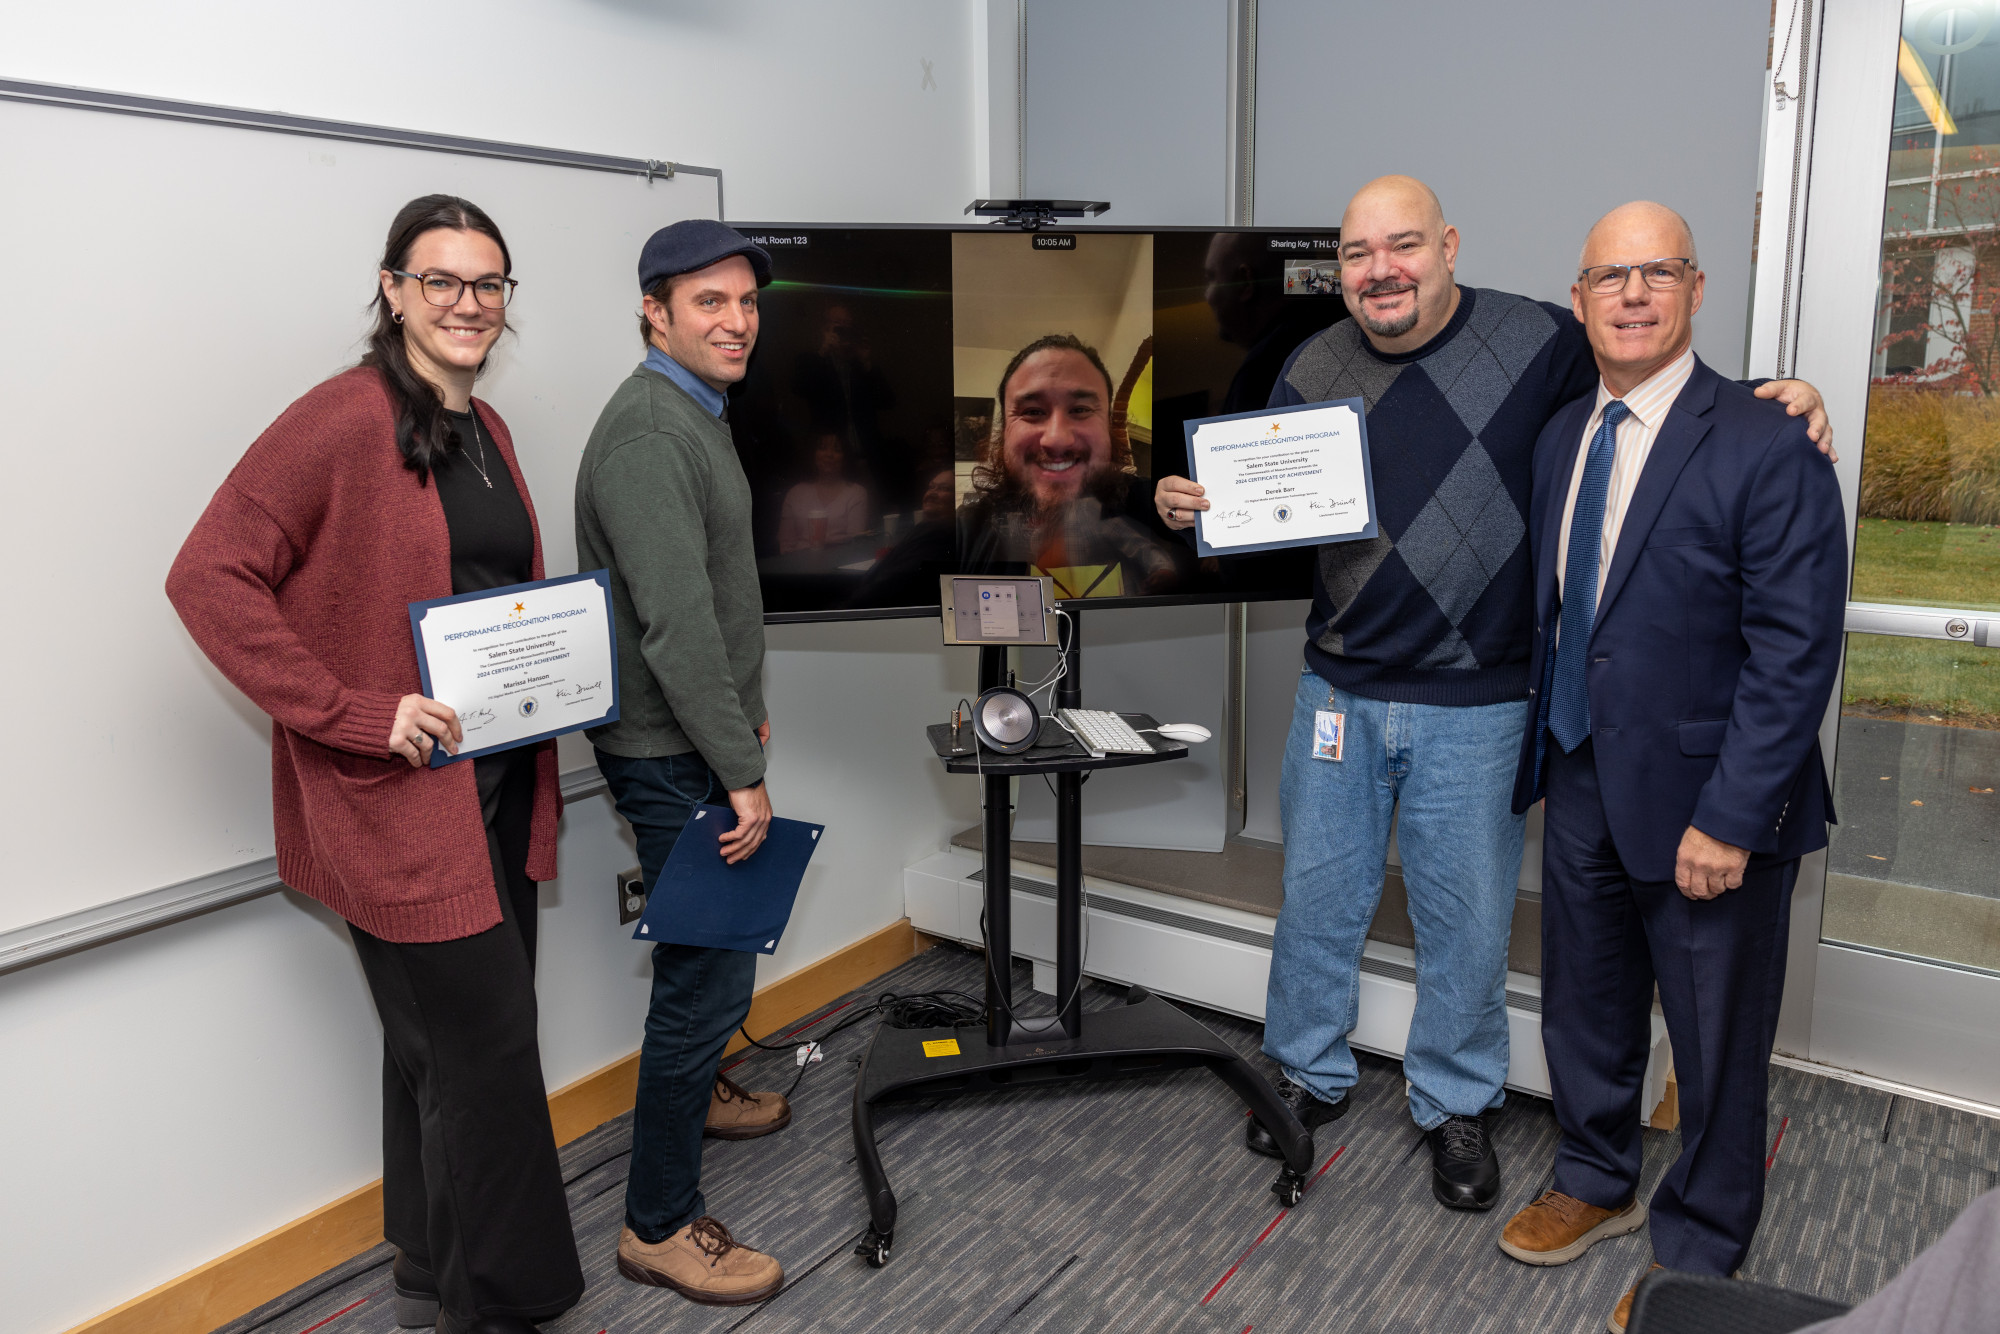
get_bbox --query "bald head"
[1336,175,1461,351]
[1571,200,1706,395]
[1342,175,1446,235]
[1579,201,1698,274]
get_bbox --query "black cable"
[978,900,1090,1037]
[733,987,988,1099]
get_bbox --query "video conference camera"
[963,199,1112,230]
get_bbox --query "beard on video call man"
[1154,175,1831,1214]
[958,331,1189,599]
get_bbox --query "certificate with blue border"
[408,570,620,767]
[1182,396,1379,557]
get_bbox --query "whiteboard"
[0,95,715,935]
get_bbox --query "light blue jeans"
[1267,668,1528,1129]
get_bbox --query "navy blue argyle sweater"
[1270,287,1596,706]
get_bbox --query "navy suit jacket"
[1511,357,1847,881]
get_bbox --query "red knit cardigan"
[166,367,561,943]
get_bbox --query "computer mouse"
[1154,722,1212,744]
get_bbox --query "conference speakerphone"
[939,575,1057,646]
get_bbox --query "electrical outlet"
[616,867,647,925]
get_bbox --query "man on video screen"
[957,333,1189,599]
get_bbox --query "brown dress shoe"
[1498,1190,1647,1266]
[1609,1262,1663,1333]
[617,1217,784,1306]
[705,1073,792,1140]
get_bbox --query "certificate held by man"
[1182,396,1378,557]
[408,569,620,766]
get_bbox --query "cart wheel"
[1272,1170,1306,1208]
[856,1229,893,1268]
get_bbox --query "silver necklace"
[460,412,494,489]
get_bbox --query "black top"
[436,407,533,596]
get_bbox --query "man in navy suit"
[1493,202,1847,1334]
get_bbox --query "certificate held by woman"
[409,568,619,764]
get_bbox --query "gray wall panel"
[1255,0,1770,373]
[1023,0,1231,225]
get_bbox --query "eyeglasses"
[391,269,518,309]
[1579,258,1697,295]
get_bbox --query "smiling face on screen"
[999,347,1116,510]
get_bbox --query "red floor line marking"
[297,1297,367,1334]
[720,999,860,1073]
[1766,1115,1792,1172]
[1199,1145,1348,1306]
[1310,1144,1347,1184]
[1201,1212,1287,1305]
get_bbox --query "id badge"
[1312,709,1345,762]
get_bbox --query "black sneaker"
[1426,1113,1500,1210]
[1245,1076,1348,1159]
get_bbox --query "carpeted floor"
[224,942,2000,1334]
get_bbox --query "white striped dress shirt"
[1555,347,1697,607]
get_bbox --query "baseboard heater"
[905,850,1672,1115]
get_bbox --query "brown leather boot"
[1498,1190,1647,1265]
[705,1073,791,1140]
[1609,1262,1663,1333]
[616,1217,784,1306]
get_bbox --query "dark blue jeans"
[596,748,760,1242]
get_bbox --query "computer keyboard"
[1058,709,1153,755]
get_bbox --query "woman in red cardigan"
[167,196,583,1334]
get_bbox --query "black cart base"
[853,628,1315,1268]
[849,983,1316,1267]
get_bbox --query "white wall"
[1022,0,1232,225]
[1,0,980,226]
[1253,0,1770,376]
[0,5,979,1331]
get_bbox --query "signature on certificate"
[463,706,497,732]
[1220,508,1253,528]
[556,679,604,701]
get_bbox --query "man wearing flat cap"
[575,219,788,1305]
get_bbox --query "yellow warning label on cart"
[922,1038,961,1057]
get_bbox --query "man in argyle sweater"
[1156,176,1828,1211]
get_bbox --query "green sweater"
[576,365,767,789]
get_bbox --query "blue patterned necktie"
[1547,400,1630,754]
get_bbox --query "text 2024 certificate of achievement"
[1183,396,1379,557]
[408,570,619,767]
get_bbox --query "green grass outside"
[1843,633,2000,728]
[1845,519,2000,726]
[1851,516,2000,610]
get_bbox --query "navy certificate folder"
[631,805,824,954]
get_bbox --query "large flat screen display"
[724,225,1345,621]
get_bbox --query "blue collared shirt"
[643,344,728,419]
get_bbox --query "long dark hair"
[360,194,513,484]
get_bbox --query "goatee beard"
[1359,301,1420,339]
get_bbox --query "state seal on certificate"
[408,570,620,766]
[1182,396,1378,557]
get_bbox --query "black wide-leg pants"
[348,752,584,1321]
[1540,737,1795,1277]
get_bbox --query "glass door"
[1781,0,2000,1108]
[1831,0,2000,975]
